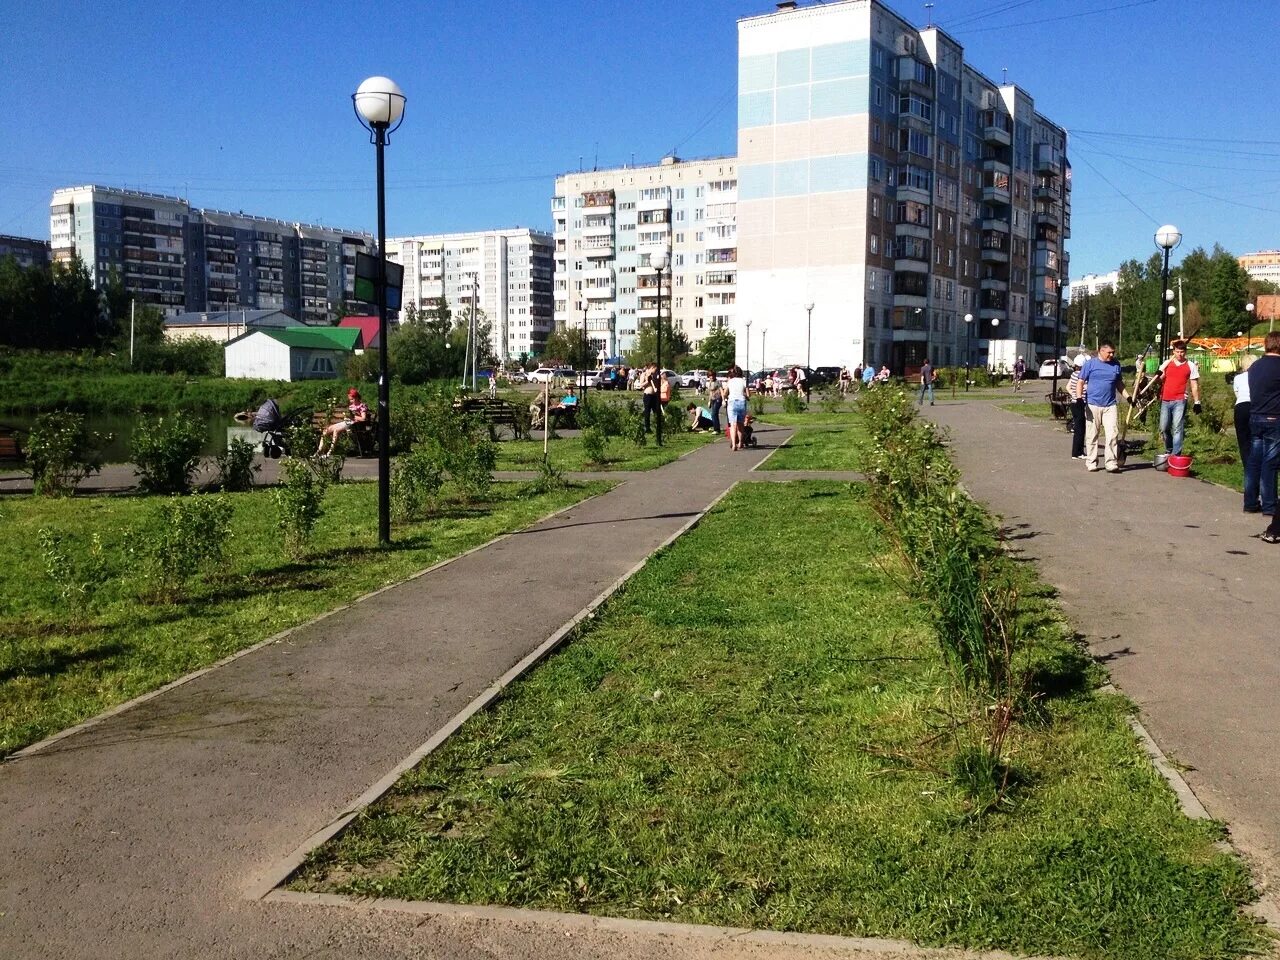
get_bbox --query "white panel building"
[384,228,554,362]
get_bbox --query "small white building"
[224,326,359,381]
[164,308,292,344]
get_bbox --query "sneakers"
[1072,454,1085,460]
[1261,532,1280,545]
[1106,467,1122,474]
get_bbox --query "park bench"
[452,396,525,440]
[0,426,24,467]
[311,407,377,457]
[1048,388,1071,421]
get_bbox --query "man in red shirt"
[1157,340,1201,457]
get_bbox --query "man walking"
[1246,331,1280,542]
[917,358,935,406]
[1013,356,1026,392]
[1157,339,1201,457]
[1077,341,1130,473]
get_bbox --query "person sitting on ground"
[316,387,369,456]
[686,402,715,432]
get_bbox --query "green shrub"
[662,404,684,438]
[125,495,233,599]
[391,448,445,520]
[398,397,495,501]
[526,456,566,494]
[274,459,329,560]
[215,437,260,492]
[581,425,608,465]
[625,409,648,447]
[131,412,205,494]
[750,394,766,417]
[25,410,109,496]
[37,528,108,617]
[782,391,806,414]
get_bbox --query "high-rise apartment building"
[552,156,738,359]
[384,228,554,362]
[0,235,51,269]
[1068,271,1120,302]
[736,0,1070,372]
[1239,251,1280,287]
[49,185,371,321]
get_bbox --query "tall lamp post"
[580,305,589,405]
[761,328,767,372]
[804,301,815,372]
[963,313,973,391]
[989,317,999,378]
[745,319,752,379]
[1154,224,1182,362]
[353,75,406,547]
[1246,302,1255,354]
[651,248,669,447]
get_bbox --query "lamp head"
[1246,302,1256,313]
[964,313,973,323]
[804,301,814,311]
[649,249,668,271]
[1154,224,1182,251]
[353,76,406,131]
[991,318,999,326]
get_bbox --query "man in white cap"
[1067,353,1088,459]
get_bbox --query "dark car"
[810,366,842,386]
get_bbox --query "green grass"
[998,400,1059,419]
[288,481,1262,960]
[494,431,715,471]
[758,426,865,471]
[0,479,608,756]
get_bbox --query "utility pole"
[130,300,136,366]
[1177,276,1185,339]
[470,271,479,391]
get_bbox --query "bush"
[526,455,566,495]
[125,495,233,599]
[750,394,766,417]
[37,528,108,618]
[662,404,684,438]
[397,397,495,502]
[26,410,109,496]
[274,459,329,559]
[131,411,205,494]
[215,437,260,492]
[391,448,445,520]
[581,425,608,465]
[782,391,806,414]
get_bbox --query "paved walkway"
[926,395,1280,906]
[1,423,947,960]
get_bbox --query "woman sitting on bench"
[316,388,369,456]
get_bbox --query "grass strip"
[0,480,609,756]
[494,432,714,472]
[288,480,1261,960]
[757,426,865,471]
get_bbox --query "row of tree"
[1064,244,1277,355]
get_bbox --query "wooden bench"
[1048,388,1072,420]
[312,408,377,457]
[453,397,524,440]
[0,426,24,467]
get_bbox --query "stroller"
[723,413,759,448]
[252,398,309,459]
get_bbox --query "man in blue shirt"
[1076,341,1131,473]
[1246,331,1280,542]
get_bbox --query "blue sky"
[1,0,1276,278]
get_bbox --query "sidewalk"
[3,423,941,960]
[927,397,1280,903]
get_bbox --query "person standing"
[917,358,935,406]
[839,366,852,396]
[705,371,723,433]
[1067,353,1088,459]
[1077,341,1130,473]
[1013,356,1026,392]
[1233,355,1257,510]
[725,364,750,451]
[1246,332,1280,541]
[794,365,810,403]
[1157,340,1202,457]
[639,362,660,434]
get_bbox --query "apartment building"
[0,235,51,269]
[1239,250,1280,287]
[384,228,554,362]
[552,156,739,359]
[1068,270,1120,301]
[49,185,371,321]
[735,0,1070,372]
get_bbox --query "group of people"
[684,367,752,449]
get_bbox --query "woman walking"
[725,364,750,451]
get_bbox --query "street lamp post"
[964,313,973,391]
[745,319,752,379]
[651,249,668,447]
[580,305,589,406]
[1246,302,1255,355]
[353,75,406,547]
[804,301,814,372]
[1154,224,1182,363]
[761,328,767,372]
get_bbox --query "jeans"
[917,381,935,405]
[709,397,722,432]
[1245,414,1280,515]
[1159,399,1187,454]
[1085,403,1120,470]
[1235,402,1252,468]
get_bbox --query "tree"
[626,316,690,369]
[1208,253,1250,337]
[695,325,735,371]
[387,317,460,384]
[540,326,580,366]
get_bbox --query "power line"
[1069,149,1160,226]
[942,0,1043,31]
[953,0,1160,35]
[671,84,736,156]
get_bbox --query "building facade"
[49,185,371,320]
[1239,250,1280,287]
[552,156,739,360]
[384,228,554,362]
[735,0,1070,372]
[1067,270,1120,302]
[0,235,51,269]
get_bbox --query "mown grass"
[494,431,715,472]
[289,481,1262,960]
[0,480,608,756]
[758,426,866,471]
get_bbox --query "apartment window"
[870,233,879,255]
[868,269,877,292]
[874,84,883,107]
[873,122,881,144]
[870,195,880,218]
[675,188,684,199]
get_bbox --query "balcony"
[980,111,1013,147]
[980,232,1009,263]
[1035,144,1060,173]
[1034,205,1060,226]
[982,157,1011,178]
[582,241,614,259]
[582,222,613,238]
[637,193,670,212]
[895,256,928,273]
[981,217,1009,233]
[982,182,1011,206]
[583,284,614,301]
[582,190,614,212]
[894,221,931,240]
[981,276,1009,292]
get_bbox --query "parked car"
[631,368,679,389]
[811,366,842,386]
[1038,358,1071,379]
[680,369,709,389]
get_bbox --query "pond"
[0,411,265,464]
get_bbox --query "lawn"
[288,481,1261,960]
[494,431,715,472]
[0,479,608,756]
[758,426,865,471]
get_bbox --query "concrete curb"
[263,890,1046,960]
[248,478,743,900]
[5,486,614,763]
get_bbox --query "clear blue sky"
[1,0,1275,278]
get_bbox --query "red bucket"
[1167,454,1193,477]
